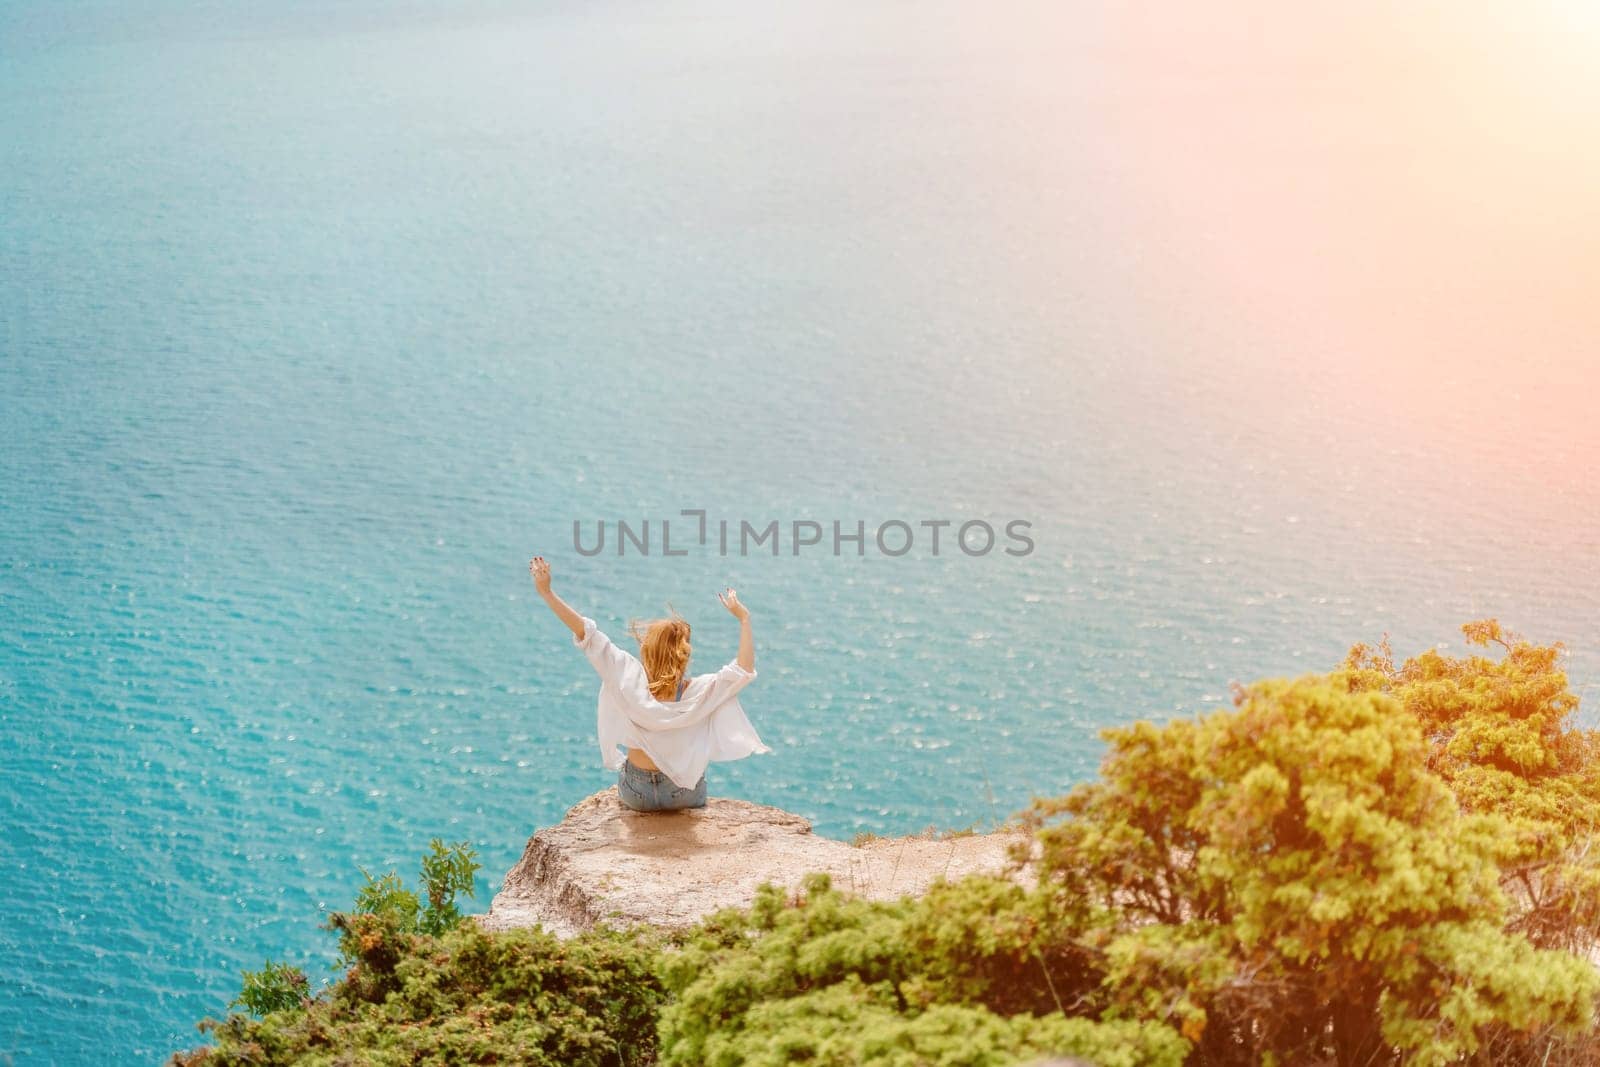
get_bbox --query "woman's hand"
[718,587,750,621]
[530,556,553,596]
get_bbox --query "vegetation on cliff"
[173,621,1600,1066]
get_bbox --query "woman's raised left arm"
[718,587,755,671]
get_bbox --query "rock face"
[477,788,1027,937]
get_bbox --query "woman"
[529,556,768,811]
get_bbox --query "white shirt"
[573,615,770,789]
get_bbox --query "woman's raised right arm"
[530,556,585,639]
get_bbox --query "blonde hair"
[628,609,691,701]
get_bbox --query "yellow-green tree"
[1342,620,1600,954]
[1024,674,1598,1066]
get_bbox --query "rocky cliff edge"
[476,788,1027,937]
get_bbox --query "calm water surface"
[2,1,1597,1061]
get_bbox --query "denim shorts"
[617,760,707,812]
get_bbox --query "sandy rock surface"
[476,788,1027,937]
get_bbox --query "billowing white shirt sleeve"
[702,662,768,764]
[572,616,633,686]
[702,660,757,704]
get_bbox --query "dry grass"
[850,819,1023,848]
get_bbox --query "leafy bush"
[1341,620,1600,955]
[419,837,482,936]
[320,838,479,1007]
[207,838,482,1031]
[350,868,421,931]
[1022,661,1600,1065]
[229,960,308,1017]
[342,837,480,946]
[190,921,666,1067]
[658,873,1183,1067]
[682,976,1185,1067]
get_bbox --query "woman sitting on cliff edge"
[529,556,769,812]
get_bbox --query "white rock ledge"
[476,788,1027,938]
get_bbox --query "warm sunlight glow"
[964,1,1600,491]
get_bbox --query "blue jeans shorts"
[618,760,707,812]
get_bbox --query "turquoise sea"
[2,1,1597,1062]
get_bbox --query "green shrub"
[229,959,309,1018]
[343,837,480,946]
[192,920,666,1067]
[1342,620,1600,955]
[657,873,1181,1067]
[419,837,482,936]
[681,976,1185,1067]
[1022,664,1600,1065]
[350,869,421,931]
